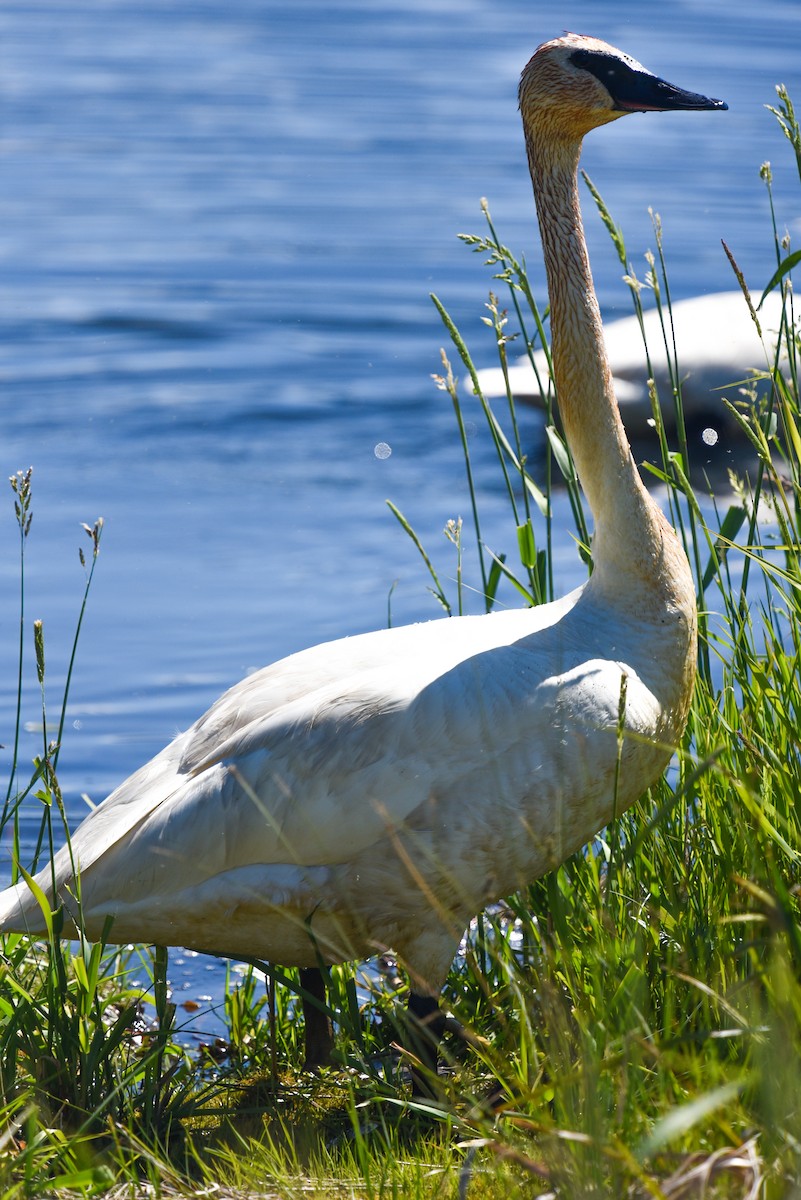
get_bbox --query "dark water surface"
[1,0,799,1034]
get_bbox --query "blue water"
[1,0,799,1037]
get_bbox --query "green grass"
[2,87,801,1198]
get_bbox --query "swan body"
[0,590,683,983]
[474,291,784,436]
[0,33,724,1080]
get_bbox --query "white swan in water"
[0,34,723,1088]
[474,291,783,437]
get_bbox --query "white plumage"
[2,595,670,971]
[0,33,724,1081]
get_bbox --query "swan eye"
[569,49,640,96]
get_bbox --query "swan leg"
[407,992,446,1097]
[300,966,334,1069]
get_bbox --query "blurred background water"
[1,0,799,1038]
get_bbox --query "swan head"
[520,33,727,140]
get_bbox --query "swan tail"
[0,878,53,938]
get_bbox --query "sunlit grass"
[1,86,801,1198]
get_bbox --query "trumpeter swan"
[474,291,784,438]
[0,34,724,1091]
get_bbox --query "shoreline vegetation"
[1,88,800,1198]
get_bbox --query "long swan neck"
[525,132,664,590]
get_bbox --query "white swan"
[0,34,723,1088]
[474,291,783,437]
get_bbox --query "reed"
[1,87,800,1198]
